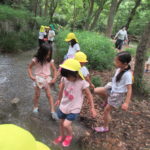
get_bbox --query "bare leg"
[33,86,40,108]
[45,86,55,112]
[94,87,108,106]
[103,104,112,128]
[63,120,73,136]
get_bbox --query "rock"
[11,98,20,105]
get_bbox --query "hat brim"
[65,38,78,43]
[59,64,84,80]
[36,141,50,150]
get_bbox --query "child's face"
[67,76,76,82]
[80,62,86,66]
[114,57,127,68]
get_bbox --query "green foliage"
[0,5,32,21]
[125,47,136,56]
[55,30,116,70]
[91,76,102,87]
[0,31,38,53]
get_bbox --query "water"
[0,51,88,150]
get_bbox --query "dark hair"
[61,68,78,78]
[121,26,126,29]
[34,43,53,65]
[116,51,131,82]
[70,39,77,47]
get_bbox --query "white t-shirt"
[111,68,132,93]
[39,32,46,39]
[81,66,89,77]
[116,30,128,40]
[48,30,55,41]
[66,43,80,58]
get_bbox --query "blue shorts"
[57,108,79,121]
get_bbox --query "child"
[53,59,97,147]
[145,56,150,72]
[0,124,51,150]
[74,51,95,89]
[48,25,55,45]
[64,33,80,59]
[94,51,132,132]
[38,25,46,47]
[27,43,58,120]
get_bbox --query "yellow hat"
[40,25,45,32]
[60,59,84,80]
[65,33,78,42]
[74,52,88,63]
[44,26,50,29]
[0,124,51,150]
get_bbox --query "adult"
[48,24,55,45]
[64,32,80,59]
[114,26,128,51]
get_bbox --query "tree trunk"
[49,0,58,23]
[134,22,150,92]
[84,0,94,30]
[89,0,107,30]
[125,0,142,29]
[105,0,123,37]
[44,0,48,16]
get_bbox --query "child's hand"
[122,103,129,111]
[31,76,36,81]
[50,79,55,85]
[55,100,60,106]
[90,84,95,89]
[91,108,97,118]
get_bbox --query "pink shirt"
[59,77,89,114]
[32,58,54,78]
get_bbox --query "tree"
[134,21,150,92]
[89,0,107,30]
[105,0,123,37]
[84,0,95,30]
[125,0,142,29]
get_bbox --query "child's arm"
[50,61,57,84]
[84,87,97,117]
[122,84,132,111]
[85,75,95,89]
[27,61,36,81]
[55,82,64,106]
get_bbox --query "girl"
[53,59,97,147]
[74,51,95,89]
[64,33,80,59]
[48,25,55,45]
[94,51,132,132]
[27,43,58,120]
[38,25,46,47]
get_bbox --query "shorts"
[33,75,52,89]
[108,92,125,108]
[57,108,79,121]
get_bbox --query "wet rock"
[11,97,20,106]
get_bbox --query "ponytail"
[116,65,131,82]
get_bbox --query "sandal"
[62,136,73,147]
[94,126,109,132]
[53,136,63,145]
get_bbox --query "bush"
[125,47,136,56]
[91,76,102,87]
[55,30,115,70]
[0,31,38,52]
